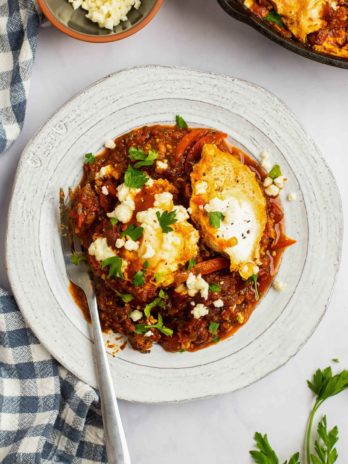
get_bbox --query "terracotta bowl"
[38,0,163,43]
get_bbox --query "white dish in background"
[6,66,342,403]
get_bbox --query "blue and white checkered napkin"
[0,0,41,154]
[0,289,107,463]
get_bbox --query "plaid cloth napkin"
[0,0,41,154]
[0,289,107,463]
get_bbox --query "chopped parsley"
[114,290,134,304]
[209,211,225,228]
[176,114,188,129]
[209,322,220,335]
[129,147,158,168]
[84,153,96,164]
[187,259,196,271]
[156,210,177,233]
[133,270,145,286]
[144,291,167,319]
[268,164,282,179]
[70,253,86,266]
[144,260,150,269]
[135,313,173,337]
[265,10,284,27]
[121,224,144,241]
[101,256,124,280]
[124,165,148,188]
[209,283,221,293]
[110,217,118,226]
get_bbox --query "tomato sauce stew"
[68,123,293,353]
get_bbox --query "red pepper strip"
[174,257,230,284]
[184,132,227,168]
[271,236,296,251]
[174,129,210,162]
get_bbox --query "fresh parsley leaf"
[176,114,188,129]
[70,252,86,266]
[84,153,96,164]
[265,10,284,27]
[311,416,338,464]
[156,210,177,233]
[249,274,260,301]
[129,147,146,160]
[124,165,148,188]
[307,367,348,402]
[110,217,118,226]
[209,283,221,293]
[129,147,158,168]
[114,290,134,303]
[101,256,124,280]
[268,164,282,179]
[135,313,173,337]
[144,260,150,269]
[133,270,145,286]
[187,259,196,271]
[209,211,225,228]
[121,224,144,241]
[212,337,220,343]
[250,433,299,464]
[331,358,340,363]
[209,322,219,335]
[144,290,167,318]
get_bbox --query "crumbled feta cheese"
[144,330,153,337]
[142,243,155,259]
[274,176,286,189]
[107,204,133,223]
[105,139,116,149]
[261,160,271,171]
[187,207,192,214]
[174,205,189,222]
[68,0,142,30]
[287,192,297,202]
[129,310,143,322]
[186,273,209,300]
[154,192,173,209]
[263,177,273,188]
[265,184,280,197]
[195,181,208,195]
[253,265,259,275]
[273,279,286,292]
[96,165,112,179]
[146,177,154,187]
[156,160,169,171]
[88,237,115,261]
[101,186,109,195]
[191,303,209,319]
[115,238,125,249]
[124,239,139,251]
[260,150,269,160]
[213,299,224,308]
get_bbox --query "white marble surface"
[1,0,348,462]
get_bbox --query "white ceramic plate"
[7,66,342,403]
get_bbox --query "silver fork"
[59,190,131,464]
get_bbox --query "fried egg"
[190,144,267,279]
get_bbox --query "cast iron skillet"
[218,0,348,69]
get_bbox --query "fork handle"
[87,294,131,464]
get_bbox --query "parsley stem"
[305,399,322,464]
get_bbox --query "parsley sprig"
[268,164,282,179]
[135,313,173,337]
[129,147,158,168]
[70,252,86,266]
[84,153,96,164]
[156,210,177,233]
[265,10,284,28]
[176,114,188,129]
[250,365,348,464]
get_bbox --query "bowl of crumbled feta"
[38,0,163,42]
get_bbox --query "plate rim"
[6,65,344,403]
